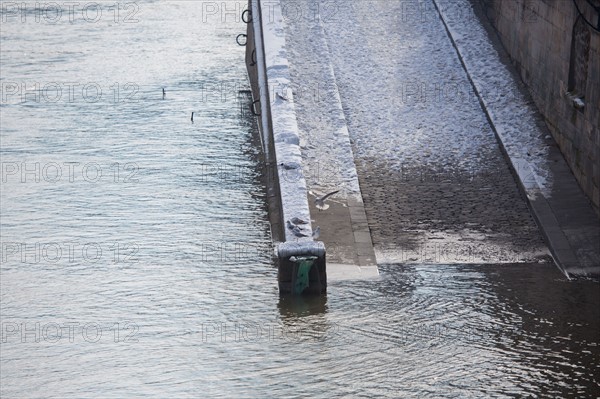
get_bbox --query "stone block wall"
[479,0,599,214]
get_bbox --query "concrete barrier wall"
[479,0,600,214]
[244,0,327,294]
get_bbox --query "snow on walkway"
[283,0,550,263]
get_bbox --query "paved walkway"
[281,0,598,275]
[284,0,548,265]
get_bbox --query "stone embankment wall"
[479,0,599,214]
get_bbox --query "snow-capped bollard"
[277,241,326,295]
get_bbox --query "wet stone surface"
[356,159,549,263]
[281,0,552,263]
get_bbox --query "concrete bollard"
[277,241,326,295]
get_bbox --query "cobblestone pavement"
[283,0,550,263]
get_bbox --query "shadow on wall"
[478,0,600,215]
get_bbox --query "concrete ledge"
[246,0,324,295]
[281,4,378,271]
[245,0,379,291]
[246,0,376,293]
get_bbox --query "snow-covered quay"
[247,0,599,278]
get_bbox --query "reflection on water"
[278,294,329,317]
[1,1,599,398]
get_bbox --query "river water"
[1,1,599,397]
